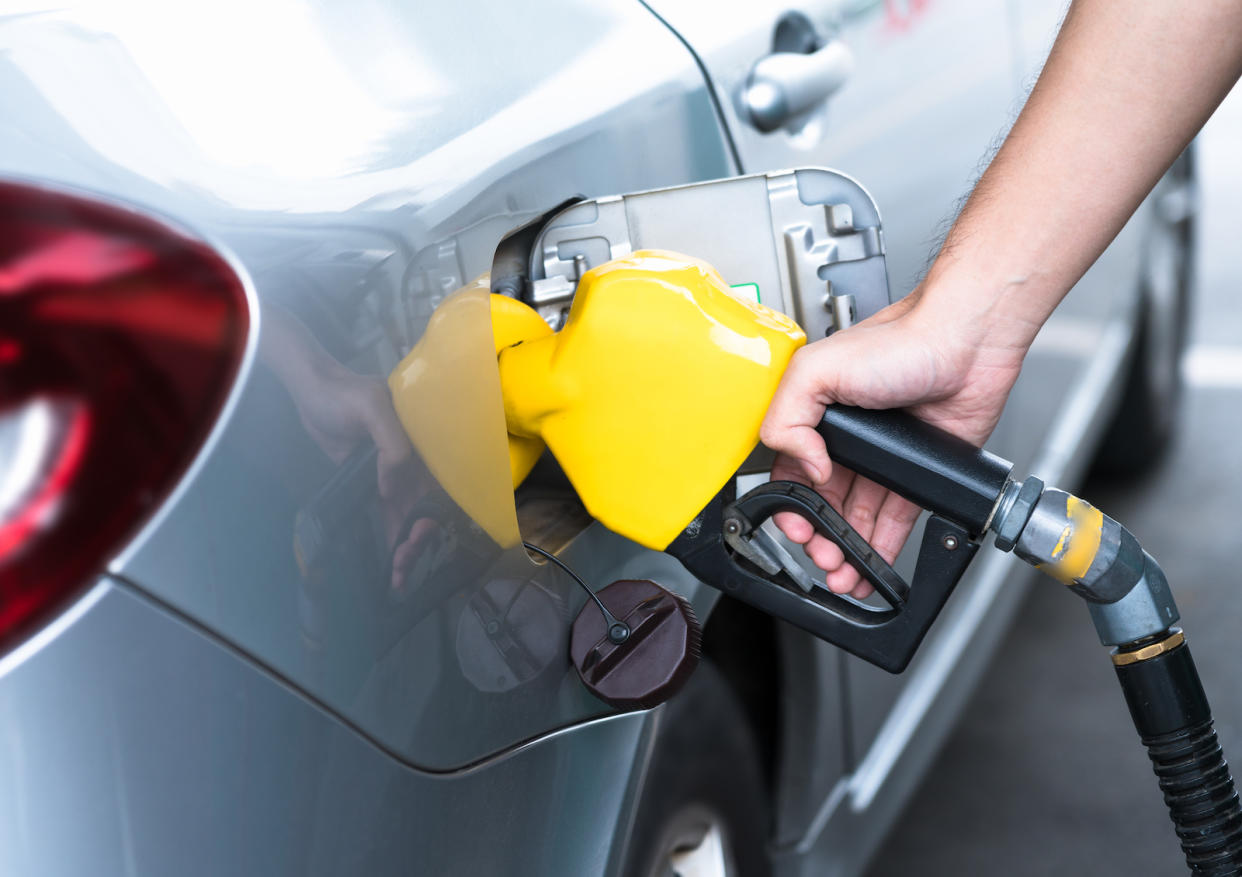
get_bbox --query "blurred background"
[868,81,1242,877]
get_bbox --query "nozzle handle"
[817,404,1012,536]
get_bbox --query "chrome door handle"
[743,40,853,133]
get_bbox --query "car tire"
[623,662,771,877]
[1092,146,1196,478]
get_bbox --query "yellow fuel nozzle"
[493,250,806,550]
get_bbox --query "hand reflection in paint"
[260,302,437,593]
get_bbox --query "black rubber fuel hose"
[1115,639,1242,875]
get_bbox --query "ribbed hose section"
[1143,720,1242,875]
[1116,638,1242,875]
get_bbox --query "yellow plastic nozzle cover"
[387,277,532,549]
[498,250,806,551]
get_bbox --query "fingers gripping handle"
[670,407,1010,673]
[729,481,910,606]
[666,482,980,673]
[817,404,1013,536]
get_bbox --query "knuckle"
[848,504,878,528]
[784,347,820,388]
[787,345,811,368]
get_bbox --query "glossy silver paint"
[0,0,1180,874]
[2,0,733,770]
[0,578,654,876]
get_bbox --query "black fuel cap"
[570,579,701,710]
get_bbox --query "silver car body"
[0,0,1168,873]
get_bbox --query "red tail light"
[0,180,249,651]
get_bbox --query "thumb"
[769,424,832,485]
[760,348,836,484]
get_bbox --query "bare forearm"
[761,0,1242,592]
[260,301,348,398]
[917,0,1242,352]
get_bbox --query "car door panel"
[661,4,1155,869]
[647,0,1018,841]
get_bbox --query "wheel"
[623,663,771,877]
[1092,145,1196,477]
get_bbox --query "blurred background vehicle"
[869,64,1242,877]
[0,1,1196,875]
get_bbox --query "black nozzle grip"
[817,404,1012,536]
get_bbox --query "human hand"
[759,290,1026,599]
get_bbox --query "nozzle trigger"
[667,481,980,673]
[726,481,910,608]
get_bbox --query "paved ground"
[866,87,1242,876]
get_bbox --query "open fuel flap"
[490,167,891,337]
